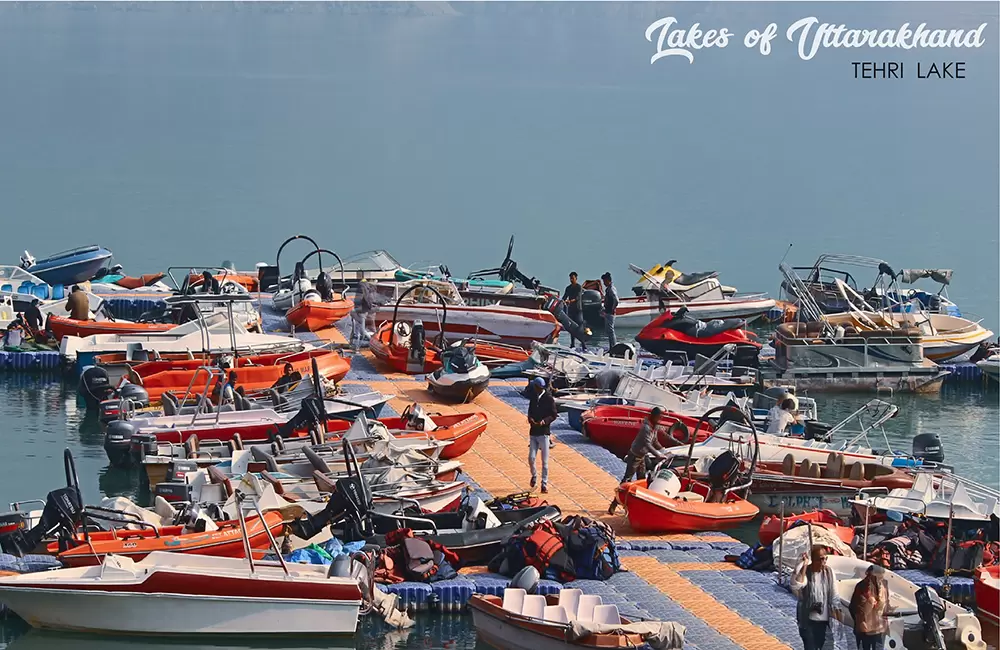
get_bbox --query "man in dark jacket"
[562,272,585,349]
[24,299,45,338]
[526,377,557,493]
[608,407,669,514]
[601,272,620,348]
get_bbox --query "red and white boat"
[371,279,560,347]
[0,549,362,636]
[975,565,999,627]
[616,470,759,533]
[758,510,854,547]
[580,404,714,458]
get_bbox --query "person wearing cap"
[849,564,890,650]
[608,406,669,515]
[601,272,619,349]
[526,377,557,493]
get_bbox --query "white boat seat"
[576,595,603,623]
[544,605,570,623]
[592,604,621,625]
[674,491,705,502]
[557,588,582,619]
[502,588,526,614]
[521,595,547,620]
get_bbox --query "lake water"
[0,2,997,648]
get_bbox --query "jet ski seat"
[663,310,745,339]
[674,271,718,286]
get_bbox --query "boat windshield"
[341,250,402,272]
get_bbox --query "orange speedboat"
[49,315,177,342]
[616,469,759,533]
[127,348,349,403]
[284,248,354,332]
[287,299,354,332]
[758,510,854,546]
[50,510,285,567]
[370,283,450,374]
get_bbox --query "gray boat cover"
[898,269,952,285]
[568,620,686,650]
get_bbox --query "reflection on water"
[0,614,482,650]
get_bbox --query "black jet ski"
[427,341,491,403]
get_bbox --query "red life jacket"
[523,521,565,571]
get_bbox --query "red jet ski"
[636,307,761,361]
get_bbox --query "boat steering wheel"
[686,404,758,494]
[64,448,82,504]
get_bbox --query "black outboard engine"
[915,585,947,650]
[1,486,83,556]
[406,321,428,373]
[707,450,740,490]
[912,433,944,464]
[103,420,138,467]
[78,366,114,409]
[804,421,833,443]
[129,432,159,465]
[118,383,150,408]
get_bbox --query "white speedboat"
[0,543,363,636]
[370,279,560,347]
[850,471,1000,523]
[977,353,999,382]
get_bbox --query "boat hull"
[27,247,112,287]
[286,299,354,332]
[371,304,559,347]
[0,581,359,635]
[617,480,759,533]
[609,295,775,327]
[976,566,999,627]
[49,316,176,342]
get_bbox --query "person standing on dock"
[562,272,585,350]
[526,377,556,493]
[849,565,889,650]
[65,285,90,321]
[350,280,376,350]
[608,406,669,515]
[601,272,619,349]
[791,547,837,650]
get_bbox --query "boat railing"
[854,492,928,554]
[376,510,440,534]
[234,491,290,577]
[826,399,899,454]
[911,469,1000,506]
[779,262,830,330]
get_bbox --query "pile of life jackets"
[373,529,460,585]
[488,515,621,583]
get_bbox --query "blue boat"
[20,245,113,287]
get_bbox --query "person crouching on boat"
[65,285,91,321]
[849,564,890,650]
[766,397,800,435]
[527,377,557,494]
[608,407,671,515]
[792,547,837,650]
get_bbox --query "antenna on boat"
[778,243,793,267]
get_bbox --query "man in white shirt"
[766,398,798,435]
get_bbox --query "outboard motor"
[129,432,159,465]
[78,366,114,410]
[103,420,138,467]
[509,566,540,594]
[98,398,127,425]
[608,342,635,360]
[912,433,944,464]
[803,420,833,443]
[118,383,149,408]
[406,320,428,373]
[707,450,740,490]
[915,585,947,650]
[1,486,83,556]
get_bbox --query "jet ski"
[636,307,761,362]
[427,341,491,403]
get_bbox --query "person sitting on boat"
[3,321,25,351]
[601,272,619,349]
[791,546,838,650]
[24,298,45,340]
[849,564,890,650]
[219,371,239,405]
[200,270,221,295]
[270,363,301,394]
[766,398,800,435]
[608,407,671,515]
[562,272,586,350]
[65,285,90,321]
[526,377,557,494]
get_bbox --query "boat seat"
[31,284,48,300]
[675,271,717,286]
[674,491,705,502]
[521,595,547,620]
[863,464,879,481]
[848,463,863,481]
[557,588,582,619]
[782,454,796,476]
[576,595,603,623]
[543,605,570,623]
[808,463,822,479]
[502,588,526,615]
[0,284,11,293]
[592,604,621,625]
[826,452,844,479]
[799,459,813,478]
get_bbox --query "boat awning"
[898,269,952,285]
